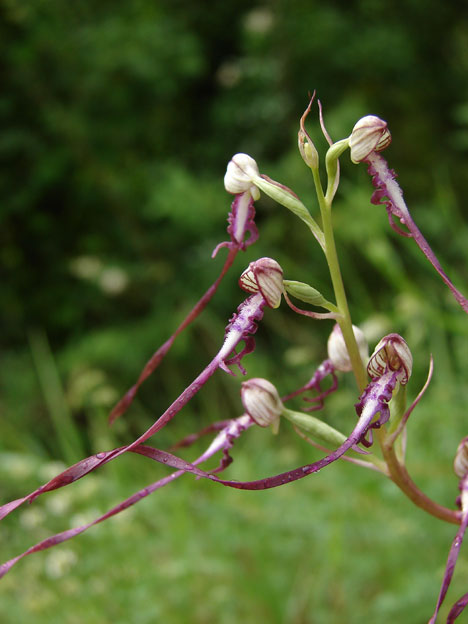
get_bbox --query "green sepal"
[282,407,387,473]
[283,280,337,312]
[252,175,310,222]
[282,408,347,448]
[251,174,325,251]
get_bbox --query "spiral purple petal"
[365,152,468,314]
[0,417,252,578]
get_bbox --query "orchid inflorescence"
[2,95,468,622]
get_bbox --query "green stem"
[311,168,368,392]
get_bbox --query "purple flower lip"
[22,270,273,506]
[213,191,259,256]
[354,369,400,447]
[363,150,468,314]
[282,358,338,411]
[428,475,468,623]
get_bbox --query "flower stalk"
[310,164,368,392]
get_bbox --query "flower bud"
[298,96,319,170]
[224,153,261,199]
[454,436,468,479]
[298,129,319,170]
[367,333,412,385]
[241,378,283,427]
[239,257,284,308]
[327,324,369,372]
[283,280,329,308]
[349,115,392,164]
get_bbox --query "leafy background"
[1,1,468,622]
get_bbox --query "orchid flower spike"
[241,378,283,428]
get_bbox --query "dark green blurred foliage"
[2,2,468,621]
[1,0,468,344]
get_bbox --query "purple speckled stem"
[428,478,468,623]
[0,416,252,579]
[366,152,468,314]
